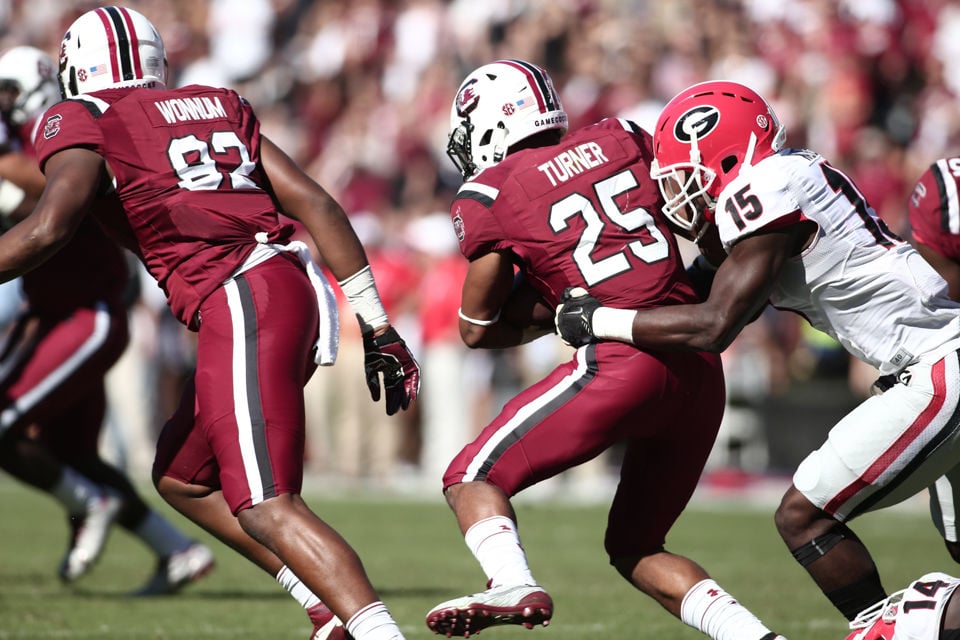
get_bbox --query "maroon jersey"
[443,119,725,561]
[451,117,696,309]
[11,116,128,314]
[909,157,960,261]
[35,85,293,328]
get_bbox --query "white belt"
[228,235,340,366]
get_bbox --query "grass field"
[0,477,947,640]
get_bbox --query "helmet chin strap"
[491,122,509,164]
[694,219,714,245]
[743,131,758,169]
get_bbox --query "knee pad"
[790,523,853,567]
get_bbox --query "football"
[499,274,555,330]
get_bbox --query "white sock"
[680,579,774,640]
[134,510,193,557]
[345,601,404,640]
[464,515,536,588]
[49,466,103,515]
[276,565,321,610]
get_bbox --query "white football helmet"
[58,5,167,99]
[448,59,567,179]
[0,46,61,126]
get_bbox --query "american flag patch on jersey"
[88,64,107,77]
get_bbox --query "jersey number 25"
[549,168,668,286]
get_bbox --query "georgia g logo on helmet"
[674,105,721,144]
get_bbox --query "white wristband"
[338,265,389,334]
[591,307,636,344]
[458,308,500,326]
[0,179,25,216]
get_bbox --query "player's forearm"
[304,205,370,280]
[0,211,71,281]
[260,135,371,277]
[459,317,531,349]
[605,236,780,351]
[589,303,733,352]
[0,152,45,198]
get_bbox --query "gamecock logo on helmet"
[456,79,479,117]
[674,105,721,144]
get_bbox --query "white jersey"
[715,149,960,374]
[896,572,960,640]
[849,572,960,640]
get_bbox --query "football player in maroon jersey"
[424,59,785,640]
[0,44,214,595]
[908,157,960,300]
[0,7,419,640]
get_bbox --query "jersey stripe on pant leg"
[0,313,35,388]
[225,276,275,506]
[830,352,960,518]
[0,301,112,437]
[463,344,597,482]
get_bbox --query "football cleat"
[426,584,553,637]
[58,491,123,582]
[130,542,215,596]
[308,603,351,640]
[844,591,903,640]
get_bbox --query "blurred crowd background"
[0,0,955,498]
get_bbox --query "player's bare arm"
[458,250,528,349]
[260,134,418,410]
[259,135,369,282]
[667,228,796,350]
[0,147,100,282]
[558,225,805,351]
[0,150,45,199]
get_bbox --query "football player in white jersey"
[846,572,960,640]
[556,80,960,628]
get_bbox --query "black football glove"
[363,327,421,416]
[555,287,602,348]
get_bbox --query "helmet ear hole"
[68,67,78,98]
[720,155,738,174]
